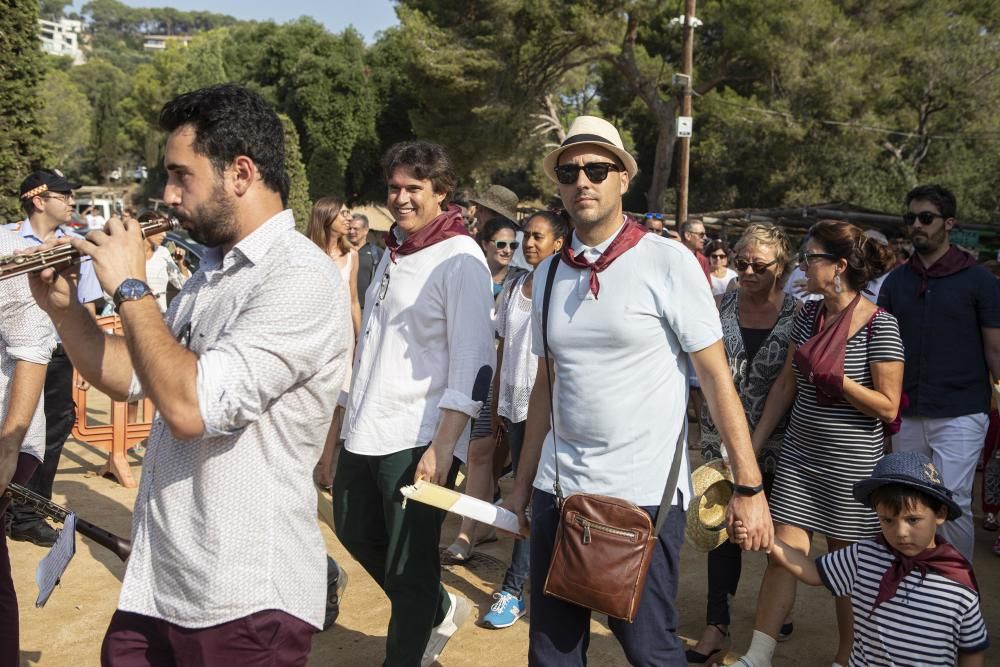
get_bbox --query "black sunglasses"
[734,258,778,274]
[554,162,623,185]
[491,240,520,251]
[798,251,837,266]
[903,211,944,226]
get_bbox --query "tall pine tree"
[0,0,52,221]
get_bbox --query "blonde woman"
[307,196,361,491]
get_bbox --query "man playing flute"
[25,83,352,666]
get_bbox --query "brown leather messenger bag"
[538,256,686,622]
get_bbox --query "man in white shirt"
[504,116,773,665]
[7,169,102,548]
[26,84,350,665]
[336,141,494,667]
[0,228,54,665]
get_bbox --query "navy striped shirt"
[817,539,989,665]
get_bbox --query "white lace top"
[496,272,537,423]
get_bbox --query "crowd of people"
[0,82,997,667]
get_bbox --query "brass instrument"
[4,482,132,562]
[0,210,180,281]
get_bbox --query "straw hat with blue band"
[542,116,639,184]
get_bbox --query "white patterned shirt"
[0,229,55,462]
[119,211,351,629]
[343,233,494,458]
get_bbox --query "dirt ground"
[11,437,1000,666]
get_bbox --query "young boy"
[736,451,989,667]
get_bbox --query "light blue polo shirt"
[14,218,103,305]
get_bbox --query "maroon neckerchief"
[906,245,978,297]
[872,534,978,614]
[560,221,647,299]
[793,293,863,405]
[384,204,469,263]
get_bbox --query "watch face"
[117,278,151,303]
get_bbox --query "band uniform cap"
[470,184,519,224]
[542,115,639,184]
[19,169,81,200]
[685,459,734,552]
[852,452,962,521]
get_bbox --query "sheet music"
[35,513,76,607]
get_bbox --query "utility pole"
[675,0,696,228]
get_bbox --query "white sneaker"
[421,592,472,667]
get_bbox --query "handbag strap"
[540,255,686,536]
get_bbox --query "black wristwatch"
[733,482,765,497]
[113,278,153,310]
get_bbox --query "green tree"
[90,83,122,181]
[38,0,71,20]
[0,0,51,221]
[39,69,93,178]
[281,114,311,232]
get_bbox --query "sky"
[70,0,400,43]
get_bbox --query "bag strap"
[540,256,686,536]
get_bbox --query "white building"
[38,18,85,64]
[142,35,192,51]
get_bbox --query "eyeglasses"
[554,162,623,185]
[491,240,520,251]
[798,252,837,266]
[734,258,778,274]
[902,211,943,226]
[709,253,727,260]
[687,231,706,238]
[42,193,72,203]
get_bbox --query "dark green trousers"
[333,446,460,667]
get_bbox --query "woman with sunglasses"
[444,218,528,561]
[476,210,570,629]
[307,196,362,493]
[478,218,525,301]
[735,221,903,667]
[706,239,738,296]
[688,224,797,665]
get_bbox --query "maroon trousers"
[101,608,315,667]
[1,452,41,666]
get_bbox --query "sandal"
[685,624,730,665]
[442,540,474,563]
[778,621,794,642]
[984,513,998,531]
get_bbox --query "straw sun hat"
[541,115,639,184]
[685,459,735,552]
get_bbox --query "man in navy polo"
[6,170,102,547]
[877,184,1000,561]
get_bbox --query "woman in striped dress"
[736,221,904,667]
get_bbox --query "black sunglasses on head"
[734,258,778,274]
[554,162,623,185]
[902,211,944,226]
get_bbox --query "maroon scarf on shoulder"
[560,221,647,299]
[384,204,469,263]
[871,534,978,614]
[793,293,864,405]
[906,245,978,297]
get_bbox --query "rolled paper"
[401,480,521,535]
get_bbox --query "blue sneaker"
[481,591,525,629]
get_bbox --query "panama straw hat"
[470,184,520,223]
[542,116,639,184]
[685,459,735,552]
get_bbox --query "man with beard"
[503,115,771,665]
[335,141,494,666]
[7,170,102,548]
[26,83,351,664]
[877,184,1000,562]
